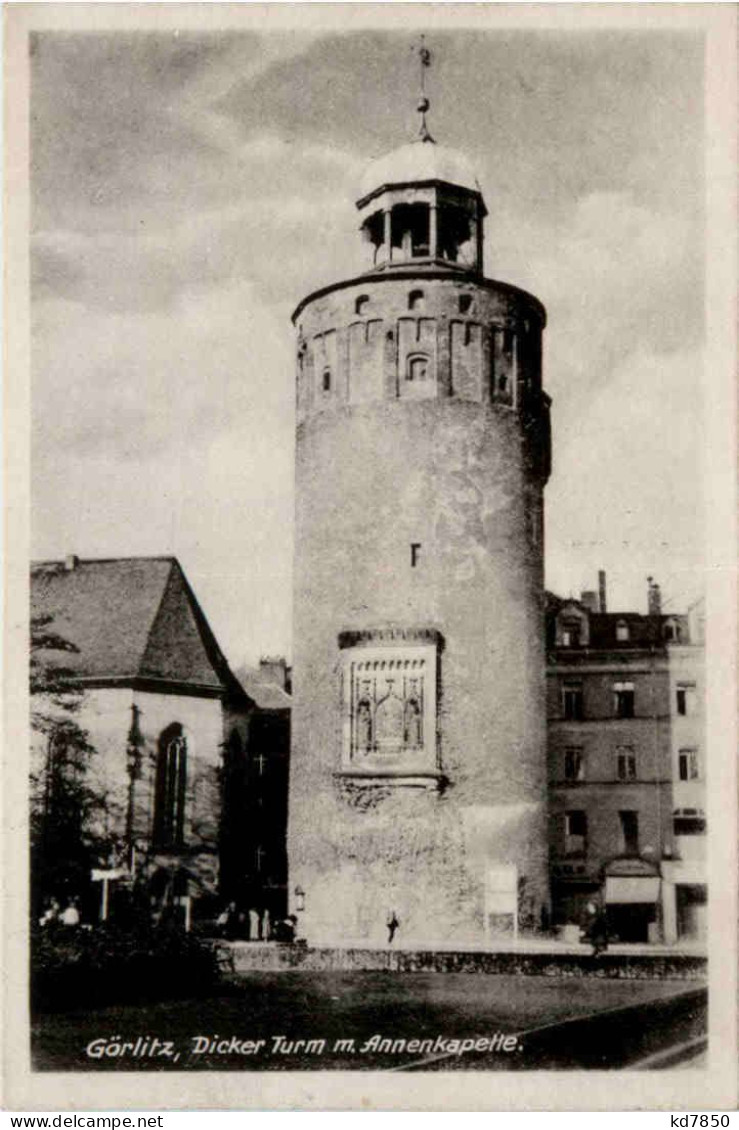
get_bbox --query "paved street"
[32,972,705,1072]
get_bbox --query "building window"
[153,724,187,849]
[564,811,587,856]
[619,810,639,855]
[562,683,584,720]
[616,620,630,642]
[561,619,581,647]
[616,747,637,780]
[406,353,429,382]
[564,747,584,781]
[674,809,706,836]
[458,294,473,314]
[408,289,425,311]
[322,368,331,392]
[663,618,680,642]
[340,630,440,775]
[410,543,421,568]
[676,684,696,716]
[678,748,700,781]
[355,295,369,315]
[613,682,635,718]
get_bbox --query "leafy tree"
[30,614,110,913]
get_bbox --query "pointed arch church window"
[153,724,187,849]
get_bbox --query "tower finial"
[415,36,434,143]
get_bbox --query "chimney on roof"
[258,656,288,690]
[598,570,607,613]
[580,591,598,613]
[65,554,79,571]
[647,576,662,616]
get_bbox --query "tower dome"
[357,138,482,203]
[355,134,487,276]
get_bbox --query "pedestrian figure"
[584,901,608,957]
[59,897,80,927]
[261,907,271,942]
[273,915,297,944]
[216,900,239,939]
[387,910,400,945]
[39,897,60,927]
[248,907,260,941]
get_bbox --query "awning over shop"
[605,876,660,904]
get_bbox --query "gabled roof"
[545,591,690,650]
[30,556,241,696]
[233,666,291,713]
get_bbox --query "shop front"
[603,857,661,943]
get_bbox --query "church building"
[30,554,287,923]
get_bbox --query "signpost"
[484,864,518,945]
[91,868,127,921]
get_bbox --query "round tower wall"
[295,274,545,424]
[289,274,550,946]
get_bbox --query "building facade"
[288,105,552,944]
[30,555,284,924]
[225,659,291,927]
[546,576,706,943]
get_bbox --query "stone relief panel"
[340,636,439,775]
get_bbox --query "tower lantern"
[288,47,552,945]
[356,48,487,276]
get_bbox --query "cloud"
[29,30,707,657]
[545,343,705,611]
[32,280,294,464]
[489,190,702,405]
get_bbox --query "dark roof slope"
[233,667,291,712]
[546,592,690,650]
[31,557,238,693]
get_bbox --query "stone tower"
[288,79,552,945]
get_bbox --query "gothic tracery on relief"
[350,658,426,761]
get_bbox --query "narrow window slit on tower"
[322,369,331,392]
[411,543,421,567]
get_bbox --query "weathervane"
[414,36,434,142]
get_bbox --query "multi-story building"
[546,573,705,944]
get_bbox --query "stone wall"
[227,942,707,981]
[294,273,546,427]
[290,269,550,946]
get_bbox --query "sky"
[30,26,706,667]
